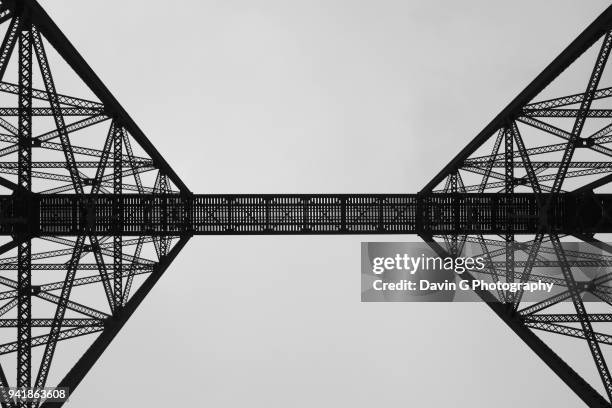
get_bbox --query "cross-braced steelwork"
[0,0,608,407]
[419,4,612,406]
[0,1,190,407]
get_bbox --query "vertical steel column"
[17,15,32,398]
[504,126,515,305]
[113,125,122,309]
[450,173,458,256]
[159,174,168,257]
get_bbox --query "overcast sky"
[38,1,611,407]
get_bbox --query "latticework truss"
[421,5,612,406]
[0,0,608,407]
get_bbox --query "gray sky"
[39,1,610,407]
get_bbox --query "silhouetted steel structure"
[0,0,609,407]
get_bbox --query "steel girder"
[0,0,607,407]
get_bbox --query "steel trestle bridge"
[0,0,610,407]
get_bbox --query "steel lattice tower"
[0,0,609,407]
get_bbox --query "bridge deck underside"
[1,192,602,236]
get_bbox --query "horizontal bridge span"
[0,193,608,236]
